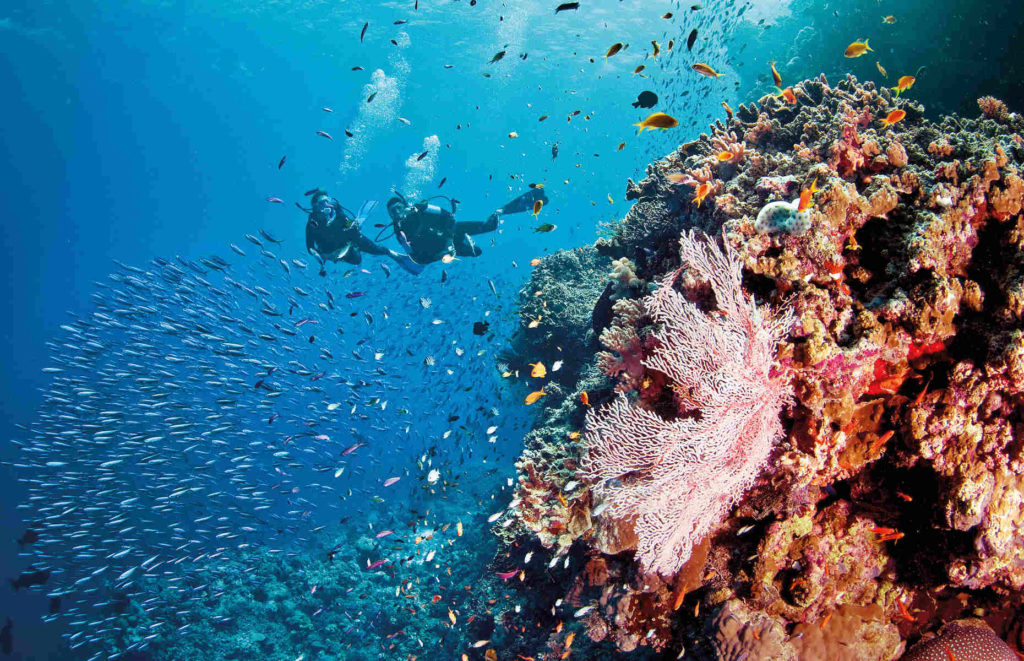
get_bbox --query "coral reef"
[499,75,1024,659]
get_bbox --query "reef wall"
[497,75,1024,659]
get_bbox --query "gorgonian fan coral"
[583,230,793,576]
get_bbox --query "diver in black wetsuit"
[304,190,421,275]
[384,188,548,267]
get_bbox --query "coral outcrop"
[498,75,1024,659]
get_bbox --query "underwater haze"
[2,0,1024,659]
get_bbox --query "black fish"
[15,529,38,548]
[438,177,446,188]
[555,2,579,12]
[490,50,506,64]
[360,22,368,42]
[394,20,407,25]
[367,92,377,103]
[631,91,658,108]
[551,141,560,160]
[417,150,429,161]
[9,569,50,592]
[473,321,490,335]
[278,155,286,169]
[687,28,697,51]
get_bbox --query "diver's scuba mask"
[313,197,337,225]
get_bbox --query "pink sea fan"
[583,231,793,576]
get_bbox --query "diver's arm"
[306,224,319,256]
[351,232,388,256]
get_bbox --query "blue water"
[1,0,1022,658]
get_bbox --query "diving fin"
[392,252,424,276]
[497,188,549,215]
[353,200,379,227]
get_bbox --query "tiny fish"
[770,61,782,87]
[686,28,697,51]
[316,130,333,141]
[533,223,555,233]
[554,2,579,13]
[360,22,368,42]
[383,476,401,487]
[417,150,429,161]
[266,196,284,204]
[277,156,286,169]
[490,50,506,64]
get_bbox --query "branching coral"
[584,231,793,576]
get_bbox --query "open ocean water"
[2,0,1023,659]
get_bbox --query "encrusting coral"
[498,74,1024,659]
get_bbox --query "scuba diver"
[383,188,549,268]
[303,190,422,275]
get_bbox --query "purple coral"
[583,231,793,575]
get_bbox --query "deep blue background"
[2,0,1022,657]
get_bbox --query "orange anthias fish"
[892,75,915,96]
[882,15,896,24]
[530,258,541,266]
[844,39,873,58]
[717,150,734,162]
[579,391,590,406]
[777,87,797,104]
[880,109,906,128]
[691,62,722,78]
[633,112,679,134]
[693,181,711,207]
[769,61,782,87]
[530,362,547,378]
[525,389,546,405]
[797,177,819,212]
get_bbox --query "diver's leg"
[342,250,362,265]
[454,214,498,236]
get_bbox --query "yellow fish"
[691,62,722,78]
[882,15,896,24]
[876,61,888,78]
[650,40,660,58]
[770,61,782,87]
[633,112,678,134]
[525,389,546,405]
[529,362,546,378]
[844,39,873,58]
[892,75,915,96]
[449,609,457,625]
[532,199,544,216]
